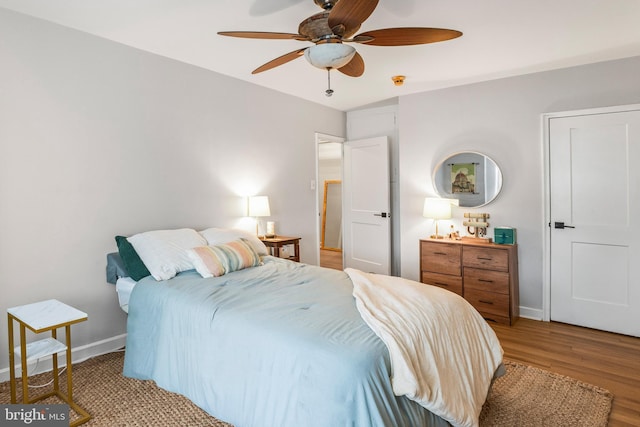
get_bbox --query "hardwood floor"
[490,318,640,426]
[320,248,343,270]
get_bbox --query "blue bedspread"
[123,257,450,427]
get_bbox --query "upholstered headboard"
[106,252,128,285]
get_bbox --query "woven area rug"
[479,360,612,426]
[0,352,612,426]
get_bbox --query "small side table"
[8,299,91,426]
[260,236,301,262]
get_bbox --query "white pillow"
[127,228,207,281]
[199,227,268,256]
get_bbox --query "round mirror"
[432,151,503,208]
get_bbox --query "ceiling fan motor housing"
[314,0,338,10]
[299,12,335,41]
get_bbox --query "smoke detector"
[391,75,406,86]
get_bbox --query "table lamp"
[423,197,453,239]
[248,195,271,237]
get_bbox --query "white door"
[549,107,640,336]
[343,136,391,274]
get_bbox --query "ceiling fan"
[219,0,462,96]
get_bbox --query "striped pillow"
[187,238,261,278]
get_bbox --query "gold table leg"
[19,323,28,403]
[8,313,16,403]
[52,328,60,396]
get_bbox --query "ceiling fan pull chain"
[325,67,334,97]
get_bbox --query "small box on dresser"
[420,239,519,325]
[494,227,516,245]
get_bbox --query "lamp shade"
[423,197,453,220]
[304,43,356,70]
[249,196,271,217]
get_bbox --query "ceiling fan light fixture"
[304,43,356,70]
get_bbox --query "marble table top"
[8,299,87,332]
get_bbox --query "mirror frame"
[432,151,503,208]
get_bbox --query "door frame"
[315,132,345,266]
[542,103,640,322]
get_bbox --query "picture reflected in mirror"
[433,152,502,208]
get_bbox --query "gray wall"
[398,56,640,318]
[0,8,345,373]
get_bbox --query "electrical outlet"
[310,180,316,190]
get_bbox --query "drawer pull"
[434,252,447,255]
[435,282,449,287]
[477,257,493,261]
[479,300,494,305]
[478,279,494,283]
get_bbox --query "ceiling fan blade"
[328,0,379,38]
[354,27,462,46]
[252,48,307,74]
[338,52,365,77]
[218,31,309,41]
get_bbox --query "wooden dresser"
[420,239,519,325]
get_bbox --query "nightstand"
[260,236,301,262]
[8,299,91,426]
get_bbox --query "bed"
[107,228,503,427]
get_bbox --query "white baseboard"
[519,306,544,321]
[0,333,127,383]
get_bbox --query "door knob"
[373,212,390,218]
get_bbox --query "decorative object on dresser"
[494,227,516,245]
[462,212,491,242]
[420,238,519,325]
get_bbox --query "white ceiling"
[2,0,640,111]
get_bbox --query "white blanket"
[347,268,504,427]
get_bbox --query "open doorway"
[316,134,344,270]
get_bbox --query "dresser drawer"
[474,311,511,325]
[464,267,509,294]
[463,246,509,272]
[464,289,510,318]
[421,272,463,296]
[421,241,461,276]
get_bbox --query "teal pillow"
[115,235,151,281]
